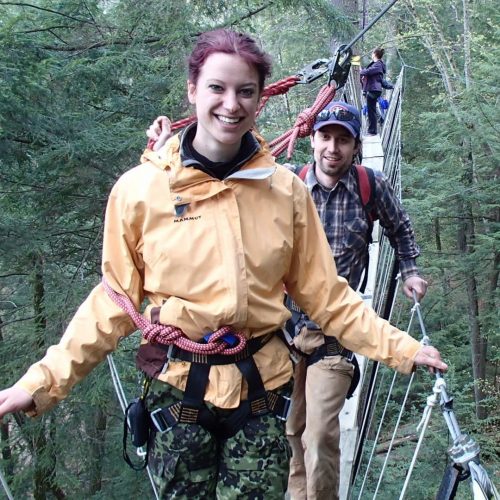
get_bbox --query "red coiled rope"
[102,278,247,355]
[268,83,337,159]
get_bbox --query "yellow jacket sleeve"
[15,178,145,415]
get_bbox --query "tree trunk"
[30,253,66,499]
[434,217,450,324]
[457,200,487,419]
[88,406,107,495]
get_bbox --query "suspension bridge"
[0,3,497,499]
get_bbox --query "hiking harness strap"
[149,339,292,439]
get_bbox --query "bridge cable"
[397,293,499,499]
[358,292,415,499]
[350,73,404,488]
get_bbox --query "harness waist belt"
[157,334,271,365]
[306,336,354,367]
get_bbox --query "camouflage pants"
[146,380,292,499]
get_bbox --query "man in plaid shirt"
[285,101,427,500]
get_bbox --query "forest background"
[0,0,498,498]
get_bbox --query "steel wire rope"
[356,370,399,499]
[469,462,500,500]
[0,465,14,500]
[398,377,443,499]
[397,293,499,499]
[373,286,443,498]
[351,366,387,492]
[350,272,401,490]
[107,353,160,500]
[357,296,417,499]
[350,73,403,491]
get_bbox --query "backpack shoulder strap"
[353,164,378,294]
[297,163,312,182]
[353,164,377,222]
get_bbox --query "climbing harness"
[146,337,292,440]
[104,280,292,443]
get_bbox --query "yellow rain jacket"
[16,132,420,415]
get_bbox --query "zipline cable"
[343,0,400,54]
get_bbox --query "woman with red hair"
[0,29,446,498]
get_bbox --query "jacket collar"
[140,126,277,205]
[306,163,360,196]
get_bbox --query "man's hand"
[414,345,447,373]
[146,116,172,151]
[403,276,428,301]
[0,386,34,420]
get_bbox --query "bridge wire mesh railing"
[349,67,498,499]
[348,68,403,493]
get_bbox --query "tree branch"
[0,2,95,26]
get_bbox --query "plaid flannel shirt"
[288,163,420,290]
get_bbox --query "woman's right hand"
[146,115,172,151]
[0,386,34,419]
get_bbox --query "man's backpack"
[296,163,377,292]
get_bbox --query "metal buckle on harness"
[161,344,174,374]
[276,396,293,421]
[344,350,356,363]
[150,408,172,433]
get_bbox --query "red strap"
[298,163,311,181]
[355,164,371,207]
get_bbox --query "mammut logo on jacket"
[174,216,201,223]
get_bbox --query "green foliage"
[351,0,499,495]
[0,0,497,497]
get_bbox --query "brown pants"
[286,330,354,500]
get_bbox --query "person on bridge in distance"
[361,47,387,136]
[0,32,445,498]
